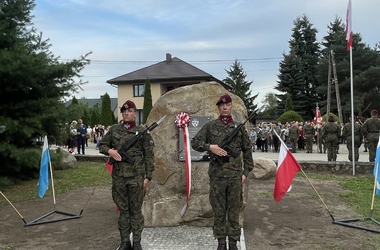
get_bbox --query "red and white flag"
[273,136,301,202]
[345,0,353,51]
[313,107,322,125]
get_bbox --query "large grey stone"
[143,82,251,227]
[251,157,276,179]
[54,147,78,170]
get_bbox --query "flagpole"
[370,162,379,217]
[49,161,57,208]
[274,131,335,221]
[349,46,355,175]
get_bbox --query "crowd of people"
[66,121,111,155]
[250,109,380,163]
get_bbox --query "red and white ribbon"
[175,112,191,216]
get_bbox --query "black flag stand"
[24,161,81,226]
[0,157,82,226]
[332,163,380,233]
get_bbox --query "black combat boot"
[116,241,133,250]
[216,238,227,250]
[133,241,143,250]
[228,238,238,250]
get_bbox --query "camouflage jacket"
[288,126,299,139]
[362,117,380,138]
[304,124,315,137]
[191,118,254,178]
[321,122,340,142]
[99,123,155,179]
[342,122,362,146]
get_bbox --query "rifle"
[211,106,264,165]
[109,115,166,166]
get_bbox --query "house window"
[136,110,144,125]
[134,84,144,97]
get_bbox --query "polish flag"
[313,107,322,125]
[274,138,301,202]
[345,0,353,51]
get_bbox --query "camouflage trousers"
[325,139,338,161]
[112,174,145,243]
[368,134,379,162]
[346,139,361,162]
[289,138,298,153]
[209,176,242,241]
[305,135,314,152]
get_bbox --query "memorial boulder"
[143,82,252,227]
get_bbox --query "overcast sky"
[32,0,379,104]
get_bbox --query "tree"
[261,92,277,117]
[100,93,114,126]
[223,60,258,113]
[275,15,321,120]
[0,0,90,181]
[142,78,153,124]
[284,93,293,112]
[317,17,380,120]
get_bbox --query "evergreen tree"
[0,0,90,180]
[275,15,320,120]
[142,78,153,124]
[284,93,293,112]
[100,93,114,126]
[317,17,380,119]
[261,92,277,117]
[223,60,258,113]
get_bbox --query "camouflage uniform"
[288,124,299,153]
[342,121,362,162]
[362,116,380,162]
[304,123,315,153]
[322,120,340,161]
[191,118,254,243]
[99,123,155,244]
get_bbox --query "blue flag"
[373,136,380,197]
[38,136,50,198]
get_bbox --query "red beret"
[371,109,378,114]
[120,100,136,112]
[216,94,232,106]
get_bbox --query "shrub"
[277,110,304,124]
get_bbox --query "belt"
[368,131,379,133]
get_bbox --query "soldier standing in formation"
[288,121,299,153]
[362,109,380,162]
[99,100,155,250]
[322,115,341,161]
[304,120,315,153]
[342,115,363,162]
[191,94,254,250]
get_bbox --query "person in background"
[99,100,155,250]
[86,125,92,147]
[250,127,257,152]
[68,120,77,154]
[76,119,87,155]
[342,115,362,162]
[362,109,380,162]
[304,120,315,153]
[322,115,340,161]
[288,121,299,153]
[191,94,254,250]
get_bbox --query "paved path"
[59,141,370,250]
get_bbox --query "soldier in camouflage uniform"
[99,100,155,250]
[304,120,315,153]
[342,115,363,162]
[288,121,299,153]
[362,109,380,162]
[191,94,254,250]
[322,115,340,161]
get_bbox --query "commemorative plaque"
[178,116,211,162]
